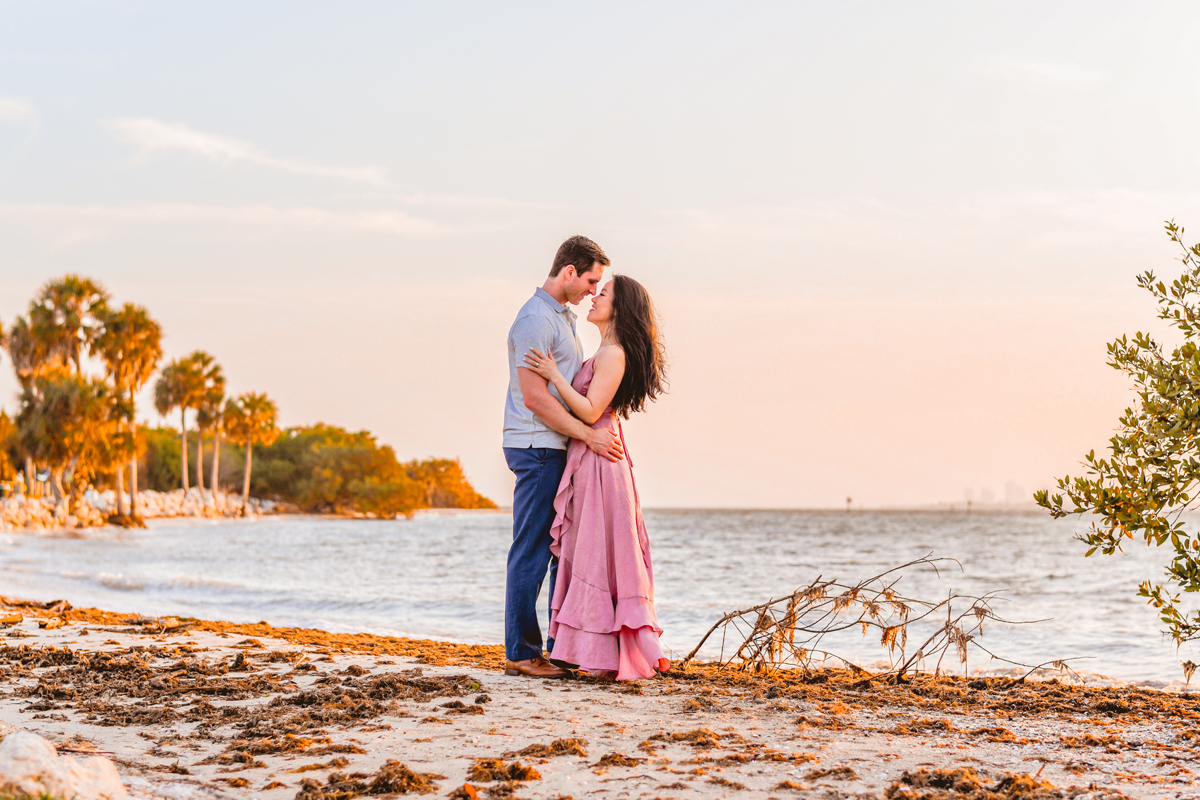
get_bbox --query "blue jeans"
[503,446,567,662]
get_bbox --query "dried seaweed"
[592,752,646,769]
[295,759,445,798]
[882,767,1132,799]
[0,641,484,772]
[641,727,723,749]
[1,596,507,670]
[503,738,588,758]
[774,779,809,791]
[805,766,857,781]
[707,775,748,789]
[968,727,1029,744]
[888,716,955,735]
[290,757,350,774]
[656,664,1200,732]
[467,759,541,783]
[440,699,486,716]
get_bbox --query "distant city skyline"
[3,2,1198,507]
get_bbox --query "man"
[503,235,625,678]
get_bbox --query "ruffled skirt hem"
[549,576,661,637]
[550,623,671,681]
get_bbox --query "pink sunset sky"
[2,3,1199,507]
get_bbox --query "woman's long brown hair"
[609,275,667,418]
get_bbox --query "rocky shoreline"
[0,489,279,532]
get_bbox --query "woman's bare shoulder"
[593,344,626,366]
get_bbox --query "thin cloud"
[108,118,389,186]
[985,58,1107,87]
[0,97,37,125]
[367,192,556,210]
[0,202,443,236]
[650,190,1192,252]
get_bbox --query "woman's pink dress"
[547,357,670,680]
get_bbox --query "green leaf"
[1046,220,1200,644]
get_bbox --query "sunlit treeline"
[0,275,278,520]
[0,275,494,522]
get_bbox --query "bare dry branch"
[682,556,1067,682]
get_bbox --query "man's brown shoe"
[504,657,566,678]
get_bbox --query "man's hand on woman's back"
[587,428,624,462]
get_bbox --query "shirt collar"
[534,287,573,316]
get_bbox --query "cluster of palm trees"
[1,275,281,520]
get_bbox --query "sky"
[3,2,1200,507]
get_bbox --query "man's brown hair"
[549,235,610,277]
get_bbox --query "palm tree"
[0,322,12,489]
[30,276,110,376]
[196,390,226,494]
[18,277,108,501]
[187,353,224,494]
[0,410,16,487]
[224,392,279,514]
[154,361,194,491]
[154,351,223,494]
[0,320,9,487]
[16,366,120,507]
[5,314,67,497]
[94,304,162,518]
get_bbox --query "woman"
[522,274,670,680]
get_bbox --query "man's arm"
[518,368,624,462]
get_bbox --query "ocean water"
[1,509,1196,684]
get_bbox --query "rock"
[0,487,276,532]
[0,731,61,799]
[67,755,126,800]
[0,730,127,800]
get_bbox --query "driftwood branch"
[682,555,1069,682]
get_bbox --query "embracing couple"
[502,235,670,682]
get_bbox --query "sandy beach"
[0,597,1197,800]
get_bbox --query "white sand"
[1,617,1196,799]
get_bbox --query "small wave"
[168,576,242,590]
[95,572,146,591]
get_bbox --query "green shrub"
[235,424,493,517]
[138,425,181,492]
[406,458,498,509]
[125,422,494,518]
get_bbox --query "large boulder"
[0,730,127,800]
